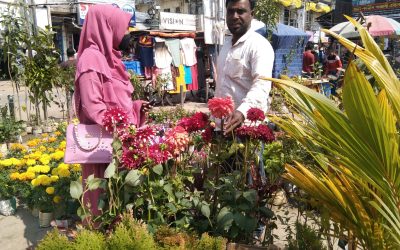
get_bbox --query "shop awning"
[277,0,301,9]
[276,0,331,13]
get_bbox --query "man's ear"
[251,10,254,17]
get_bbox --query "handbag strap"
[73,124,104,152]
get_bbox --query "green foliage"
[254,0,280,39]
[129,71,146,100]
[0,170,15,199]
[73,230,106,250]
[287,223,326,250]
[108,214,158,250]
[36,229,71,250]
[154,225,193,249]
[0,118,24,144]
[148,106,194,124]
[193,233,227,250]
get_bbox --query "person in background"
[324,48,343,77]
[324,48,343,95]
[60,48,77,121]
[302,43,315,77]
[74,5,151,221]
[60,47,76,69]
[216,0,274,135]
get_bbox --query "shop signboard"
[77,0,136,26]
[352,0,400,21]
[159,12,197,31]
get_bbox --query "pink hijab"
[76,5,132,83]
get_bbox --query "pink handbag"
[64,123,113,164]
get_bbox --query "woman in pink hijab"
[74,5,150,218]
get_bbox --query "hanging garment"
[154,42,172,69]
[138,36,154,67]
[184,65,192,84]
[165,39,181,67]
[180,38,197,66]
[187,64,198,91]
[170,65,187,94]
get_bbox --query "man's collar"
[232,28,253,47]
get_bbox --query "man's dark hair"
[305,43,313,51]
[67,48,75,58]
[226,0,256,10]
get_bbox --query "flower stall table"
[303,78,333,98]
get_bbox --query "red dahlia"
[207,97,234,119]
[247,108,265,122]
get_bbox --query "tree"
[254,0,281,33]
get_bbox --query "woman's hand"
[141,101,153,113]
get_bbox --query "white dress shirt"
[215,29,274,118]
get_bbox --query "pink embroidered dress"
[74,5,144,216]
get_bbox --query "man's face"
[226,0,253,38]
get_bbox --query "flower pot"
[39,211,54,228]
[32,127,43,136]
[0,197,16,216]
[0,143,7,157]
[43,126,52,133]
[25,126,33,134]
[31,207,39,217]
[55,219,69,229]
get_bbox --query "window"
[164,8,170,12]
[283,9,298,27]
[175,7,181,13]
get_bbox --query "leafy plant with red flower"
[102,107,130,133]
[207,96,234,119]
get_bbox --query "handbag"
[64,123,113,164]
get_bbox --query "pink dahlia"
[147,144,170,164]
[207,97,234,119]
[102,107,129,133]
[247,108,265,122]
[164,126,190,156]
[201,127,213,143]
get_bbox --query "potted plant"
[0,171,17,216]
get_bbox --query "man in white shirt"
[216,0,274,135]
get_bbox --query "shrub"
[36,229,70,250]
[108,214,157,250]
[73,230,106,250]
[154,225,193,250]
[193,233,227,250]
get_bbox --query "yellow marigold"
[48,137,57,143]
[0,159,12,167]
[58,169,71,178]
[51,168,58,175]
[26,159,36,166]
[39,154,51,165]
[9,158,21,166]
[27,139,40,148]
[53,195,61,203]
[39,146,47,152]
[30,151,42,160]
[51,151,64,161]
[42,133,49,138]
[37,175,51,186]
[47,147,55,153]
[39,165,50,174]
[71,164,81,172]
[18,172,28,181]
[50,175,59,182]
[25,171,36,180]
[54,131,61,136]
[58,141,67,150]
[10,172,20,180]
[45,187,55,195]
[31,178,40,187]
[58,163,69,170]
[10,143,26,151]
[0,152,3,159]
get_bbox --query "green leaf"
[104,160,116,178]
[70,181,83,199]
[201,204,210,218]
[243,189,257,204]
[259,206,274,218]
[217,207,234,230]
[152,164,163,175]
[87,178,102,191]
[166,203,177,213]
[234,212,258,233]
[77,206,87,220]
[163,183,174,197]
[125,169,143,186]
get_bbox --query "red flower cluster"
[235,124,275,143]
[247,108,265,122]
[177,112,209,133]
[102,107,129,133]
[208,96,234,119]
[201,127,213,143]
